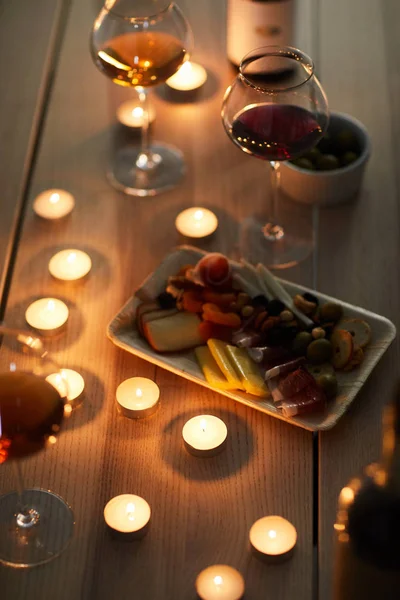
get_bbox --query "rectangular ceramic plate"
[107,247,396,431]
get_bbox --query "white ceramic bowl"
[280,111,371,207]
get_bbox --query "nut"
[261,316,281,332]
[294,294,317,315]
[312,327,326,339]
[255,311,268,330]
[241,305,254,318]
[237,293,251,309]
[280,309,294,322]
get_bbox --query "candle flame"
[340,486,354,505]
[9,362,16,372]
[132,107,144,118]
[179,61,192,76]
[268,529,277,539]
[334,523,345,532]
[67,252,77,263]
[126,502,135,521]
[194,209,204,221]
[200,418,207,432]
[49,193,60,204]
[135,388,143,398]
[47,300,55,312]
[213,575,223,586]
[48,435,57,445]
[64,404,72,416]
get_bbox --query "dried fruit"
[202,305,241,328]
[198,320,232,343]
[331,329,354,369]
[255,311,268,330]
[343,345,364,371]
[182,291,203,313]
[202,289,236,309]
[335,318,371,349]
[278,368,315,398]
[261,316,281,332]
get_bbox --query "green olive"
[306,362,335,378]
[307,338,333,364]
[320,302,343,323]
[340,151,359,167]
[316,373,338,399]
[335,129,359,153]
[303,147,322,164]
[292,331,313,356]
[316,154,340,171]
[292,157,315,170]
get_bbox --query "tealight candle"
[49,249,92,281]
[116,377,160,419]
[175,207,218,238]
[249,515,297,562]
[33,189,75,219]
[25,298,69,335]
[104,494,151,540]
[166,61,207,91]
[182,415,227,457]
[46,369,85,407]
[195,565,245,600]
[117,100,156,128]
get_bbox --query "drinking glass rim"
[104,0,174,21]
[239,46,315,93]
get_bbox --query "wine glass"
[222,46,329,268]
[0,326,73,568]
[90,0,193,196]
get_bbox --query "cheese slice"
[207,339,244,390]
[225,345,269,398]
[195,346,236,390]
[143,312,203,352]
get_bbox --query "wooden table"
[0,1,398,599]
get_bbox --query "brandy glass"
[0,327,73,568]
[222,46,329,268]
[91,0,193,196]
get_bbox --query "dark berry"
[303,292,319,306]
[268,299,285,316]
[157,291,176,309]
[252,295,269,308]
[263,327,285,346]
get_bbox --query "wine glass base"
[108,143,185,197]
[240,216,313,269]
[0,488,74,568]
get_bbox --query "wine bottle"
[226,0,295,68]
[333,386,400,599]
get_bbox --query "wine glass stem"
[13,462,39,528]
[135,88,161,172]
[263,161,284,241]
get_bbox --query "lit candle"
[182,415,227,457]
[25,298,69,335]
[104,494,151,540]
[116,100,156,128]
[116,377,160,419]
[195,565,245,600]
[46,369,85,407]
[249,516,297,562]
[49,249,92,281]
[175,207,218,238]
[166,61,207,91]
[33,189,75,219]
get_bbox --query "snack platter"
[107,247,396,431]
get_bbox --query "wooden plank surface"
[317,1,400,597]
[0,0,315,599]
[0,0,66,301]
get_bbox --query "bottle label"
[227,0,294,66]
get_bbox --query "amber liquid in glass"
[0,372,64,463]
[96,31,186,87]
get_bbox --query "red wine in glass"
[231,104,323,161]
